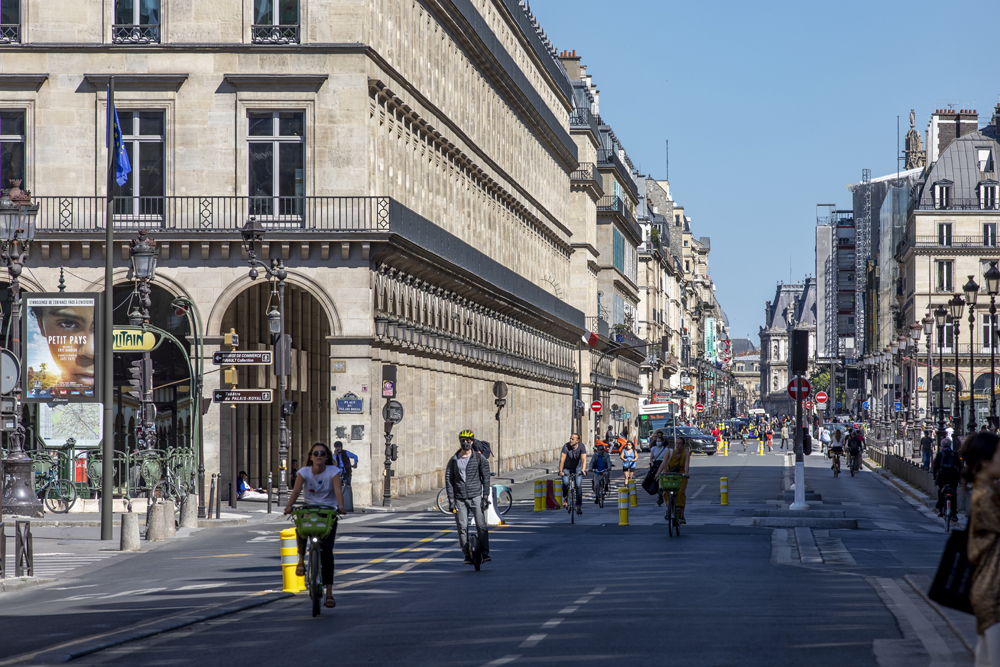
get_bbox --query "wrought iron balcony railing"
[596,148,638,198]
[19,195,390,234]
[920,198,1000,211]
[570,162,598,183]
[569,107,600,139]
[252,24,300,44]
[112,24,160,44]
[0,24,20,44]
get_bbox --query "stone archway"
[219,282,332,489]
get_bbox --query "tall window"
[983,312,998,352]
[980,184,998,210]
[934,183,952,209]
[612,227,624,273]
[113,0,160,43]
[938,223,953,246]
[248,111,304,218]
[986,223,998,247]
[936,260,953,292]
[938,320,955,352]
[978,148,995,173]
[0,0,19,43]
[0,110,25,190]
[113,111,164,219]
[253,0,299,44]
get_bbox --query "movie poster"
[24,294,101,403]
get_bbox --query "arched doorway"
[932,372,963,421]
[220,283,331,488]
[974,373,1000,426]
[112,283,193,457]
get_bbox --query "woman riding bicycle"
[620,441,638,484]
[829,429,845,472]
[283,442,346,609]
[655,438,691,524]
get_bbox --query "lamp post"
[949,294,965,436]
[964,275,979,433]
[935,306,948,446]
[910,323,922,426]
[923,315,934,432]
[0,206,42,517]
[128,230,158,456]
[171,295,206,518]
[986,262,1000,429]
[240,217,292,504]
[890,339,900,453]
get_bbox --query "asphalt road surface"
[0,448,974,666]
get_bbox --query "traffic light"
[281,400,298,418]
[127,358,152,400]
[389,443,398,461]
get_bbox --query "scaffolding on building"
[855,168,871,357]
[818,204,838,359]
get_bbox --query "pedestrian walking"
[765,424,774,452]
[620,441,638,485]
[920,430,934,471]
[961,431,1000,665]
[780,423,790,450]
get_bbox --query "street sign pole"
[790,330,809,511]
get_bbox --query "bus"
[636,401,680,451]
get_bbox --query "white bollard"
[179,494,198,528]
[120,512,141,551]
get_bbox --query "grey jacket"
[445,450,491,501]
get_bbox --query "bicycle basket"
[659,473,685,492]
[294,507,337,537]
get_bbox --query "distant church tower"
[905,109,926,169]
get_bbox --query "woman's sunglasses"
[311,451,327,458]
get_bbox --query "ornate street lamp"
[965,276,980,432]
[239,217,292,503]
[922,315,934,431]
[986,261,1000,428]
[935,305,948,445]
[949,294,965,435]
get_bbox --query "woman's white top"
[298,464,342,508]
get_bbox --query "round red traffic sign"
[695,403,705,412]
[591,400,602,413]
[815,391,828,404]
[805,401,814,410]
[787,378,811,400]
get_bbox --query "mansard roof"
[919,126,1000,207]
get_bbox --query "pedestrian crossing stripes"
[3,551,119,578]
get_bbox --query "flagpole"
[101,76,115,540]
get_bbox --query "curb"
[197,518,250,527]
[20,591,293,665]
[863,459,945,522]
[0,577,56,594]
[903,574,976,656]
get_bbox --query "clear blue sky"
[530,0,998,347]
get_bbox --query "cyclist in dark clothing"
[920,431,935,470]
[932,440,961,517]
[559,433,587,515]
[846,430,863,472]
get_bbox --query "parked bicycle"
[659,472,685,537]
[436,477,512,516]
[290,505,339,617]
[33,452,78,513]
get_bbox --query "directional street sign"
[212,350,273,365]
[213,389,273,403]
[591,400,602,412]
[894,401,902,412]
[787,378,811,400]
[695,402,705,413]
[815,391,828,404]
[862,401,870,410]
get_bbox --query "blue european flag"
[106,91,131,186]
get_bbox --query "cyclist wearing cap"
[590,442,612,503]
[445,430,492,564]
[284,442,345,609]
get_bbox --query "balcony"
[252,24,300,44]
[585,315,609,340]
[920,198,1000,211]
[570,162,599,185]
[597,195,642,239]
[20,195,390,235]
[112,24,160,44]
[0,23,19,43]
[596,148,638,198]
[569,107,600,140]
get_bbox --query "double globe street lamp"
[935,305,948,445]
[964,276,979,433]
[949,294,965,436]
[985,261,1000,428]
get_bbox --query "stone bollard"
[120,512,141,551]
[146,503,167,542]
[179,494,198,528]
[162,500,177,537]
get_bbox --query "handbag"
[641,466,660,496]
[928,528,974,614]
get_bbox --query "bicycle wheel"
[309,542,322,617]
[152,480,180,503]
[495,488,513,515]
[436,488,451,515]
[568,483,575,524]
[44,479,78,513]
[667,495,675,537]
[945,499,952,533]
[598,484,605,508]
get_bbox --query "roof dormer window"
[933,180,953,209]
[979,180,999,210]
[979,148,995,173]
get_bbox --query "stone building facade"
[0,0,646,507]
[759,279,817,417]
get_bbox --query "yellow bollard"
[720,477,729,505]
[618,487,629,526]
[280,527,305,593]
[758,441,764,456]
[629,480,638,508]
[723,440,728,457]
[534,479,544,511]
[553,478,563,509]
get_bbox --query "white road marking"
[558,606,580,614]
[541,618,563,629]
[519,634,546,648]
[482,654,521,666]
[176,583,227,591]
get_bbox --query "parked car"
[662,426,717,455]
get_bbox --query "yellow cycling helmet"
[459,429,475,439]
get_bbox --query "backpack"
[474,439,492,458]
[938,449,958,474]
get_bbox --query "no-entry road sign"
[591,400,603,412]
[787,378,811,400]
[695,402,705,413]
[805,401,814,410]
[815,391,828,404]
